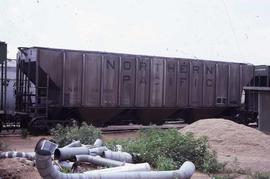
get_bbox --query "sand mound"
[180,118,270,153]
[180,118,270,171]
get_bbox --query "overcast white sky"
[0,0,269,65]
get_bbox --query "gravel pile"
[180,118,270,171]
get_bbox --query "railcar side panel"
[101,54,119,107]
[40,49,63,89]
[150,58,164,107]
[82,53,101,106]
[38,49,63,105]
[228,63,240,106]
[63,51,83,106]
[216,63,228,106]
[164,59,178,107]
[135,57,150,107]
[189,61,203,107]
[119,55,136,107]
[177,60,189,107]
[203,62,216,107]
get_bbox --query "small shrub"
[156,156,177,170]
[50,122,101,147]
[107,129,225,173]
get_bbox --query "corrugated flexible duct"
[0,151,35,161]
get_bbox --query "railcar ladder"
[16,57,49,120]
[33,74,49,119]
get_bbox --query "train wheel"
[28,117,49,135]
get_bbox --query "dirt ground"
[1,120,270,179]
[0,158,40,179]
[1,135,49,152]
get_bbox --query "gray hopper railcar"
[15,47,254,132]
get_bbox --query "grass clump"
[107,129,224,173]
[50,122,101,147]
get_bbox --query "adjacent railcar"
[16,47,254,130]
[239,65,270,124]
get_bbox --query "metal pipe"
[53,164,61,171]
[0,151,35,161]
[63,140,82,148]
[75,155,125,167]
[81,139,103,149]
[94,169,195,179]
[89,146,108,156]
[55,146,107,161]
[178,161,196,179]
[54,146,90,161]
[93,138,103,147]
[58,161,75,170]
[104,150,133,163]
[84,163,151,174]
[36,139,196,179]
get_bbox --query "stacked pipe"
[35,138,196,179]
[0,151,35,161]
